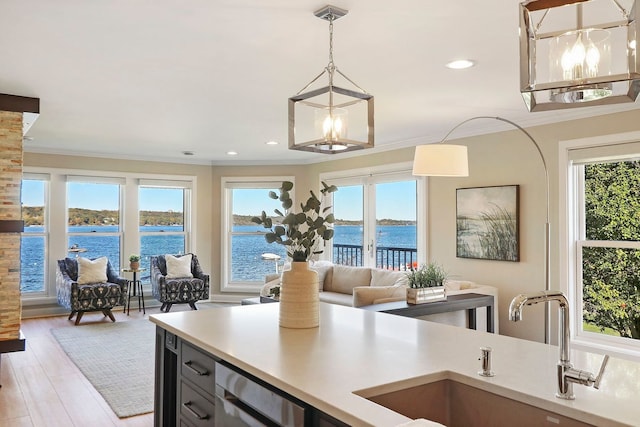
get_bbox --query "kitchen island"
[150,302,640,426]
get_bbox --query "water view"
[21,224,417,292]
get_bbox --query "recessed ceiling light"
[182,151,194,156]
[446,59,476,70]
[227,151,238,156]
[265,141,279,146]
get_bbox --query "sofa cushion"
[77,257,108,285]
[352,285,406,307]
[319,291,353,306]
[325,265,371,294]
[370,269,408,287]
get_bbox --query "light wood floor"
[0,302,218,427]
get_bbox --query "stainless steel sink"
[357,379,593,427]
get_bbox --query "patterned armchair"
[150,253,210,312]
[56,257,127,325]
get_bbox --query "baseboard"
[22,295,162,319]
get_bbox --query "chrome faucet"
[509,291,609,400]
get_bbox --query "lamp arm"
[441,115,552,343]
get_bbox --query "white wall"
[25,108,640,342]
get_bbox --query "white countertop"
[150,303,640,427]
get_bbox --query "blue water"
[21,225,185,293]
[20,224,417,292]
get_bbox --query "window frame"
[21,173,50,297]
[320,161,427,267]
[220,176,294,293]
[66,176,124,272]
[559,131,640,360]
[20,166,196,306]
[138,181,193,277]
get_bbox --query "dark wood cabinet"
[155,326,350,427]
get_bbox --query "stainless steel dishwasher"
[215,361,307,426]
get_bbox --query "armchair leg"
[160,302,167,312]
[74,311,84,325]
[102,309,116,323]
[188,301,198,311]
[164,303,173,312]
[68,311,75,321]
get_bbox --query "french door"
[325,170,423,270]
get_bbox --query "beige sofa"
[261,262,499,332]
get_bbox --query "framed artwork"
[456,185,519,261]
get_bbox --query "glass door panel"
[375,180,417,270]
[332,185,364,266]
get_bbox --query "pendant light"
[288,5,374,154]
[520,0,640,112]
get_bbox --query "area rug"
[51,320,155,418]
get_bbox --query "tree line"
[22,207,184,226]
[233,214,415,226]
[23,208,416,227]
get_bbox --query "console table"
[361,293,495,333]
[0,331,26,387]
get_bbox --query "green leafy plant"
[407,262,448,288]
[129,254,141,262]
[251,181,338,262]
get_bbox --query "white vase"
[279,261,320,328]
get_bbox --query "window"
[221,177,291,292]
[67,178,123,271]
[562,133,640,359]
[323,165,423,270]
[139,183,191,269]
[19,168,197,307]
[21,176,48,294]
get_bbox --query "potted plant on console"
[406,262,448,304]
[252,181,337,328]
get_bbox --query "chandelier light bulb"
[317,107,347,143]
[586,42,600,74]
[560,31,603,81]
[322,115,343,140]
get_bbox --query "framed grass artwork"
[456,185,519,261]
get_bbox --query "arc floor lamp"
[413,116,552,344]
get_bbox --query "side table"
[122,268,146,315]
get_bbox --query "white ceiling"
[2,0,639,165]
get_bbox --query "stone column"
[0,94,38,344]
[0,111,23,341]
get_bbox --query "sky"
[22,181,184,211]
[22,180,417,220]
[233,181,416,221]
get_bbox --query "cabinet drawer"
[181,341,216,396]
[180,381,215,426]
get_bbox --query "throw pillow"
[328,265,371,294]
[166,254,193,279]
[77,256,108,285]
[309,260,333,291]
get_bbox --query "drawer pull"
[183,401,209,420]
[183,361,209,376]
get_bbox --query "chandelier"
[520,0,640,111]
[288,5,374,154]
